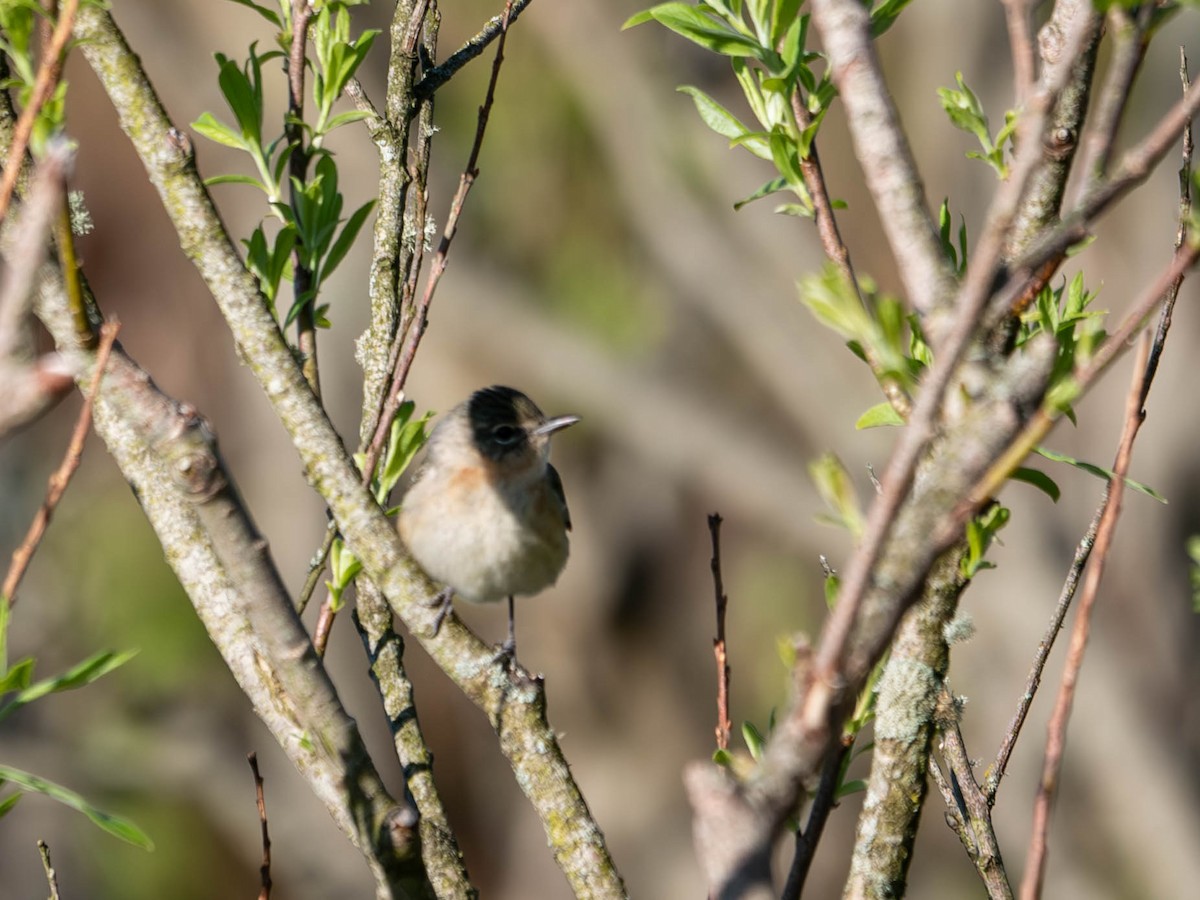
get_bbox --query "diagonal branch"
[74,7,626,895]
[809,0,956,319]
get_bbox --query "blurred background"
[2,1,1199,897]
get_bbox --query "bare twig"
[414,0,535,99]
[1019,334,1151,900]
[0,0,78,225]
[986,512,1099,801]
[937,699,1013,900]
[707,513,732,751]
[781,742,848,900]
[247,753,273,900]
[1002,0,1036,105]
[3,321,118,606]
[38,840,61,900]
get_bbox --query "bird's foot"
[427,588,454,637]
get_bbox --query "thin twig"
[3,321,118,606]
[0,0,79,225]
[707,513,732,751]
[790,91,910,417]
[414,0,535,99]
[247,753,273,900]
[781,742,848,900]
[38,840,61,900]
[313,1,518,655]
[1020,333,1152,900]
[287,2,320,397]
[986,511,1098,801]
[1002,0,1036,106]
[938,702,1013,900]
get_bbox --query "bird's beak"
[533,414,581,436]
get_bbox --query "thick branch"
[809,0,956,319]
[74,8,625,895]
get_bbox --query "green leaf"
[712,748,734,767]
[733,176,788,210]
[0,657,34,694]
[0,649,138,723]
[636,2,767,58]
[677,85,750,140]
[203,173,268,190]
[0,791,21,818]
[809,453,865,539]
[322,199,376,281]
[225,0,282,28]
[1187,535,1200,613]
[190,112,249,150]
[836,778,868,799]
[0,765,153,850]
[742,721,766,760]
[869,0,914,36]
[1010,467,1061,502]
[855,402,904,429]
[1033,447,1166,503]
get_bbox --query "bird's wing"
[546,463,571,531]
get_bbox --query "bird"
[397,385,579,662]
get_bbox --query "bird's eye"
[491,424,521,445]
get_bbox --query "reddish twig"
[247,753,273,900]
[311,1,517,654]
[0,0,79,225]
[3,320,119,606]
[1019,333,1151,900]
[707,513,731,751]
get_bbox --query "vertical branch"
[247,753,273,900]
[1019,335,1151,900]
[287,2,319,396]
[707,513,732,751]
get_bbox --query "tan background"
[1,1,1198,897]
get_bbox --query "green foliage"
[937,72,1017,179]
[1033,446,1165,503]
[328,402,433,609]
[1187,536,1200,612]
[191,1,377,330]
[0,0,108,155]
[808,452,865,539]
[961,503,1010,578]
[800,266,926,390]
[0,599,150,848]
[938,198,969,277]
[626,0,858,217]
[1017,272,1107,423]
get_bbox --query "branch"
[809,0,956,319]
[74,8,626,895]
[38,840,61,900]
[842,549,968,899]
[0,0,79,224]
[1020,334,1152,900]
[354,593,476,898]
[3,320,116,606]
[414,0,535,99]
[707,513,732,751]
[935,694,1013,900]
[247,753,273,900]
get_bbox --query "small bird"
[397,385,579,661]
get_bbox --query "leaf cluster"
[327,402,432,610]
[190,2,376,326]
[0,599,151,849]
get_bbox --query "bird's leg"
[491,595,517,667]
[428,587,455,636]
